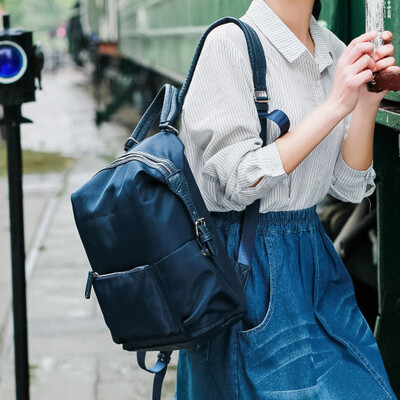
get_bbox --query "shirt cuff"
[257,141,287,179]
[230,141,287,192]
[223,141,287,205]
[331,153,376,202]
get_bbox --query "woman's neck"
[263,0,315,54]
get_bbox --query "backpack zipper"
[85,265,149,299]
[97,151,174,176]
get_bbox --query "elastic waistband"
[210,206,320,233]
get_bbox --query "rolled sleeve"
[204,139,287,205]
[328,152,376,203]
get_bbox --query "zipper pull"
[85,271,97,299]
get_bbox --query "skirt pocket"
[93,265,180,345]
[239,237,277,337]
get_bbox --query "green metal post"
[374,124,400,396]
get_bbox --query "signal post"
[0,15,43,400]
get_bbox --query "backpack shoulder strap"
[177,17,268,111]
[175,17,290,267]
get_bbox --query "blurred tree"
[2,0,24,29]
[3,0,74,40]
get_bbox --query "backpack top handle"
[124,84,179,150]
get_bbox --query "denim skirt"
[175,207,396,399]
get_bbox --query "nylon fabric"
[72,128,247,352]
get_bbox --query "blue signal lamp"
[0,40,28,84]
[0,14,43,107]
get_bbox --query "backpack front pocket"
[91,265,181,345]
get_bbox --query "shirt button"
[314,79,321,86]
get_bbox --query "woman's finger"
[382,31,393,45]
[349,53,374,75]
[373,44,394,62]
[353,69,374,87]
[375,56,396,72]
[382,65,400,73]
[368,57,377,72]
[346,42,374,64]
[347,31,378,51]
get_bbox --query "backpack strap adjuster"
[160,123,179,135]
[254,90,269,103]
[124,136,139,152]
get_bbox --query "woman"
[175,0,399,398]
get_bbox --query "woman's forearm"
[275,32,379,176]
[341,100,378,171]
[275,99,345,175]
[261,30,398,181]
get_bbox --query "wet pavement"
[0,66,177,399]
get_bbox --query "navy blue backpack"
[71,17,289,400]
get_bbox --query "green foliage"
[0,144,75,176]
[29,364,38,383]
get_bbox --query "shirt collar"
[245,0,333,72]
[309,17,334,72]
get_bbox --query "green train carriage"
[76,0,400,395]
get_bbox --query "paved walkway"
[0,66,177,399]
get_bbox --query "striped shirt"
[179,0,376,212]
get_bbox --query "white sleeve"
[323,33,376,203]
[328,116,376,203]
[329,153,376,203]
[181,27,287,206]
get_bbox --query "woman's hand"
[341,32,400,172]
[276,32,399,175]
[327,31,377,118]
[357,31,400,108]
